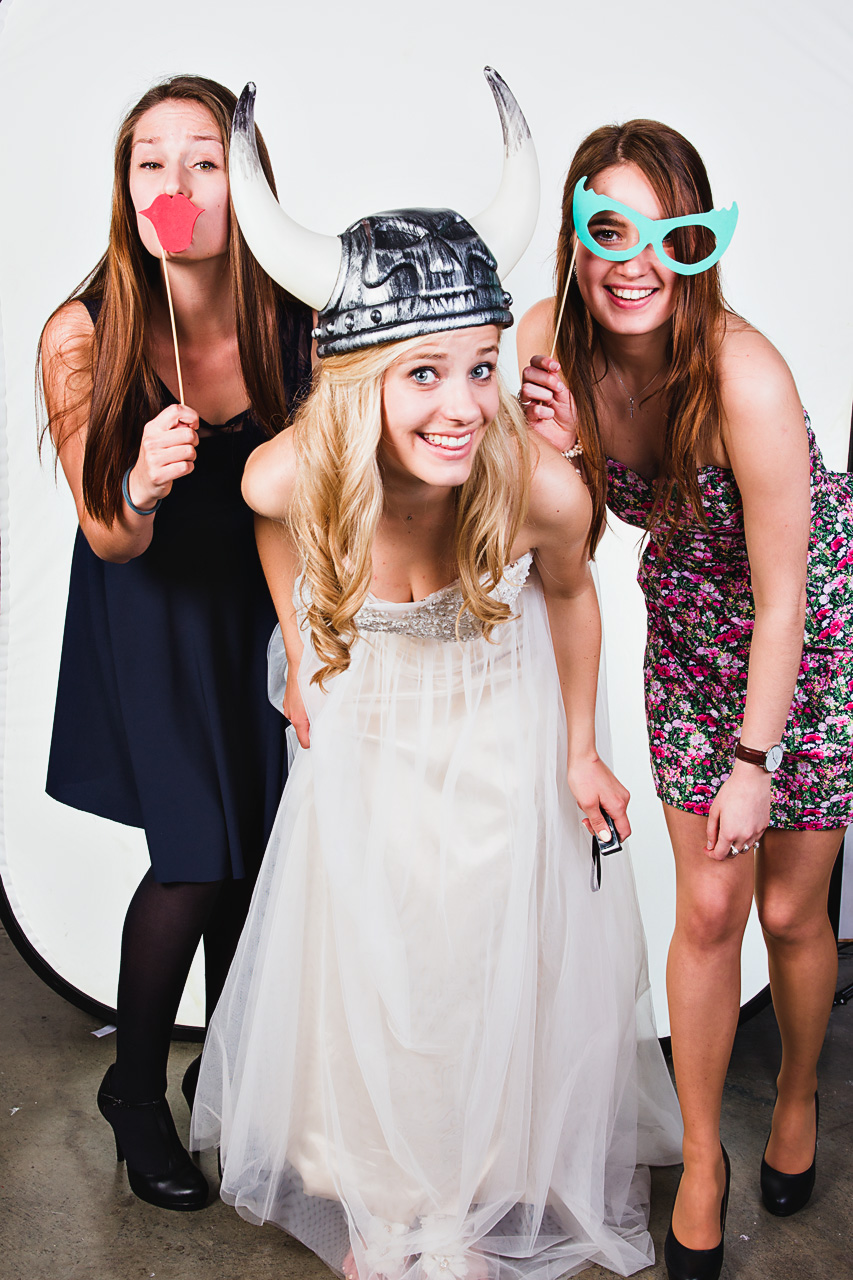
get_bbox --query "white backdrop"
[1,0,851,1031]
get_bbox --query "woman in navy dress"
[39,74,311,1211]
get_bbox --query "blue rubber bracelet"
[122,467,161,516]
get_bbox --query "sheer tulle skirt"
[191,576,681,1278]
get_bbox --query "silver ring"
[517,396,533,408]
[741,843,751,853]
[728,843,739,857]
[753,840,760,851]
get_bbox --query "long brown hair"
[553,119,728,549]
[288,337,531,688]
[38,74,310,525]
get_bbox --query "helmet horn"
[229,83,342,311]
[468,68,540,280]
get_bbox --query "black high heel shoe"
[664,1145,730,1280]
[760,1092,818,1216]
[97,1065,209,1211]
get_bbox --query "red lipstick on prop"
[138,195,204,403]
[140,193,204,252]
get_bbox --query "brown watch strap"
[735,743,769,769]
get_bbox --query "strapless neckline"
[366,552,534,610]
[606,456,733,487]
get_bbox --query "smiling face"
[128,100,229,261]
[380,326,501,488]
[574,163,679,339]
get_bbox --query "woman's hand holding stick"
[519,355,579,453]
[126,404,199,513]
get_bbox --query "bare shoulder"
[516,297,556,375]
[41,301,96,448]
[40,302,93,381]
[242,426,297,519]
[526,432,591,544]
[42,300,94,367]
[715,315,805,475]
[717,314,799,415]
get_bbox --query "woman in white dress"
[191,74,681,1279]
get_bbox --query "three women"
[38,67,846,1280]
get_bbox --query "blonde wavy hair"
[288,334,531,687]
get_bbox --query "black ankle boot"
[760,1093,818,1216]
[181,1054,203,1112]
[664,1145,730,1280]
[97,1066,209,1211]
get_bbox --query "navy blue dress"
[46,298,312,883]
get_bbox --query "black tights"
[110,869,252,1101]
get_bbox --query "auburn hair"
[38,74,310,525]
[553,118,728,549]
[287,336,531,688]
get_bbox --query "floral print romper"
[605,416,853,829]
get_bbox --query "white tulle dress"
[191,555,682,1279]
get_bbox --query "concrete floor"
[2,924,851,1280]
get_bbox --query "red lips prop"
[140,193,204,252]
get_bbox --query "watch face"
[766,745,784,772]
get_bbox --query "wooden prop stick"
[139,194,203,408]
[549,236,579,361]
[160,247,185,406]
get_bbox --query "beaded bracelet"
[122,467,161,516]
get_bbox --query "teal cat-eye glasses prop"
[572,177,738,276]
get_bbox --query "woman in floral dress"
[517,118,851,1280]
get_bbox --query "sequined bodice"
[355,553,533,643]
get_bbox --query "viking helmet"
[228,70,539,356]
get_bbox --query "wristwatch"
[735,741,784,773]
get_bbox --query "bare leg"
[755,827,841,1173]
[663,804,755,1250]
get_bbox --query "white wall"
[1,0,851,1030]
